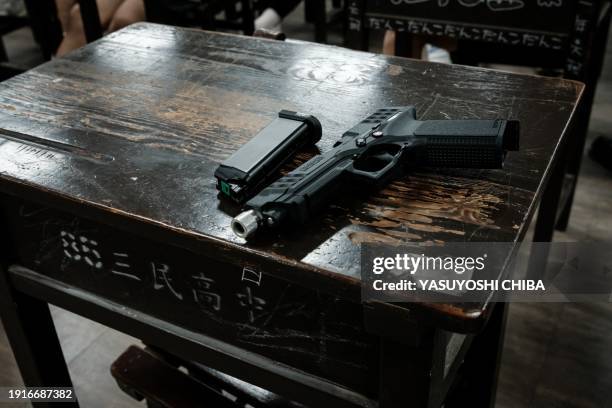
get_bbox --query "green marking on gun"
[220,181,231,196]
[230,106,520,239]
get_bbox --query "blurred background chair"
[304,0,345,43]
[0,0,348,81]
[145,0,255,35]
[0,11,29,80]
[0,0,62,79]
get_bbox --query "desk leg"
[379,330,436,408]
[394,32,410,58]
[240,0,255,36]
[528,150,565,279]
[304,0,316,22]
[532,136,567,243]
[394,32,424,58]
[0,266,77,407]
[556,101,591,231]
[77,0,103,43]
[446,303,508,408]
[314,0,328,43]
[378,305,508,408]
[345,0,368,51]
[22,0,63,60]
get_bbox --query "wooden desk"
[0,23,582,408]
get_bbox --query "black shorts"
[145,0,205,27]
[145,0,302,26]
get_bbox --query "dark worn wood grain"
[0,23,582,328]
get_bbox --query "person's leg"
[383,30,395,55]
[56,0,124,57]
[108,0,145,32]
[255,7,281,30]
[255,0,301,30]
[55,0,78,30]
[383,31,455,61]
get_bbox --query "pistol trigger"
[374,152,395,163]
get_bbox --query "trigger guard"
[348,152,401,182]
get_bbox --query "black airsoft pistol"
[230,106,520,239]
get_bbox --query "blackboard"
[367,0,577,37]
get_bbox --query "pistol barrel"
[231,210,261,239]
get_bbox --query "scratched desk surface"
[0,23,581,328]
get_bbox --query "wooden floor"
[1,5,612,408]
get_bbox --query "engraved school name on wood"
[55,223,267,325]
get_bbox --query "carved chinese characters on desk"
[55,219,274,327]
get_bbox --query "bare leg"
[383,30,395,55]
[55,0,78,30]
[56,0,124,57]
[385,31,450,59]
[108,0,145,32]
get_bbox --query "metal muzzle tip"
[231,209,260,239]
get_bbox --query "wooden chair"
[305,0,346,43]
[112,345,304,408]
[22,0,258,61]
[0,0,65,80]
[21,0,99,61]
[0,15,30,80]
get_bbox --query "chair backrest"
[365,0,579,52]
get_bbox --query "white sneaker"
[424,44,452,64]
[255,8,283,32]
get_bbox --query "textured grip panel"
[415,120,505,168]
[424,140,503,168]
